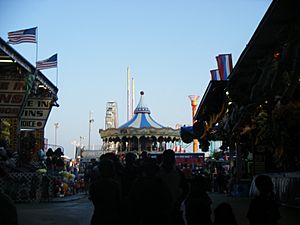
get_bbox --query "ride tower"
[105,101,118,129]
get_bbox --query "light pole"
[88,111,94,150]
[54,122,59,147]
[80,136,85,147]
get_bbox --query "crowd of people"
[0,144,281,225]
[85,150,281,225]
[0,144,282,225]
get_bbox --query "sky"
[0,0,272,158]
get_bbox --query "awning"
[228,0,300,105]
[194,80,228,122]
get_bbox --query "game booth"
[0,37,65,202]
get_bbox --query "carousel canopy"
[119,91,165,129]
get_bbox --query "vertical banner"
[216,54,233,80]
[210,69,221,80]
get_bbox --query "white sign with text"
[21,97,52,129]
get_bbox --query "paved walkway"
[52,192,300,225]
[209,192,300,225]
[43,192,87,203]
[15,192,300,225]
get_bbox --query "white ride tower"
[105,101,119,129]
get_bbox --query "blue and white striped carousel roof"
[119,91,165,129]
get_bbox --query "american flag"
[216,54,233,80]
[8,27,37,44]
[36,54,58,70]
[210,69,221,80]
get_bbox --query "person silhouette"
[128,157,172,225]
[185,175,212,225]
[213,202,238,225]
[247,174,280,225]
[121,152,139,199]
[121,152,140,225]
[89,159,122,225]
[156,149,189,225]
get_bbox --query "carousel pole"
[188,95,199,153]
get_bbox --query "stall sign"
[81,150,102,158]
[0,80,26,117]
[20,97,52,129]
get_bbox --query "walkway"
[209,192,300,225]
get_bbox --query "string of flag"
[210,53,233,81]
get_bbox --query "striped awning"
[119,91,164,129]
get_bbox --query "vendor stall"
[0,36,61,202]
[181,0,300,202]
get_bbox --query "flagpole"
[35,27,38,64]
[56,65,58,87]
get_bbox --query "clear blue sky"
[0,0,272,158]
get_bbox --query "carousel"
[99,91,181,153]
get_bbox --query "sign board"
[149,152,205,167]
[20,97,52,129]
[0,80,26,117]
[81,150,103,159]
